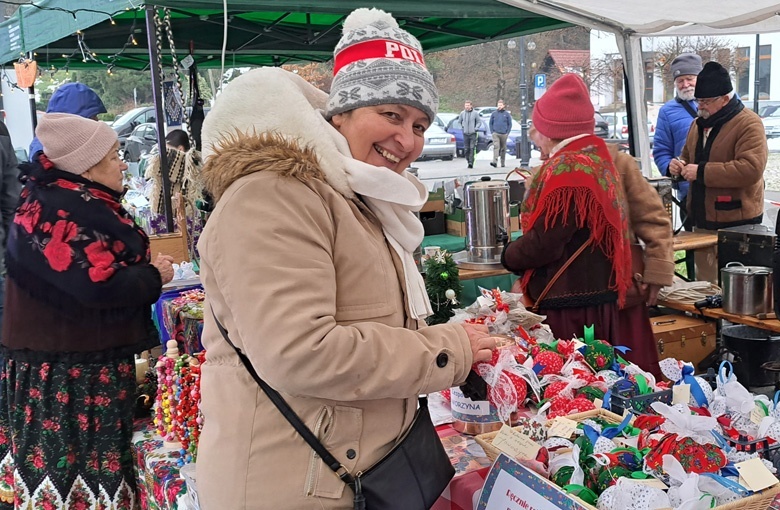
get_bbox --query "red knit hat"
[532,74,594,140]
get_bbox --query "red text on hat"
[334,39,426,76]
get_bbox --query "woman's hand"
[461,323,496,363]
[152,253,175,285]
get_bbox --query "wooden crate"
[149,232,190,263]
[652,314,716,368]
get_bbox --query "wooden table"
[458,267,511,280]
[657,298,780,334]
[672,231,718,251]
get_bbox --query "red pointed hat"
[532,73,594,140]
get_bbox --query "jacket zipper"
[305,406,331,496]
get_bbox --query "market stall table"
[656,299,780,334]
[131,419,493,510]
[672,230,719,252]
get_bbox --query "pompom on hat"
[694,61,733,99]
[531,73,594,140]
[36,113,118,175]
[325,8,438,123]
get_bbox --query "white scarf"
[325,125,433,320]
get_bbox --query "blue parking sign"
[534,73,546,88]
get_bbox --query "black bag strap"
[210,309,355,485]
[676,96,698,119]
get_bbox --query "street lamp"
[508,38,532,167]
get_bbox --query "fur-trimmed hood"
[201,68,353,202]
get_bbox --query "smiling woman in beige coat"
[195,8,495,510]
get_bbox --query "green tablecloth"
[421,233,520,304]
[421,232,521,253]
[459,274,518,305]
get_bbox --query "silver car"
[418,124,456,161]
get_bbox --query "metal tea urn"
[459,178,511,268]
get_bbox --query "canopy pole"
[616,33,652,176]
[145,5,175,233]
[753,34,760,113]
[27,52,37,133]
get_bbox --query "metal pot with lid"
[462,177,511,265]
[720,261,774,315]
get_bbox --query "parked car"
[417,124,456,161]
[763,108,780,138]
[112,106,157,148]
[594,112,610,139]
[603,111,655,147]
[474,106,498,118]
[446,117,523,157]
[756,100,780,118]
[123,122,158,163]
[434,112,458,130]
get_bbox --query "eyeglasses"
[696,96,723,107]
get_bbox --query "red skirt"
[540,303,660,378]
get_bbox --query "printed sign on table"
[477,453,588,510]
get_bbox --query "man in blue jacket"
[489,100,513,168]
[28,82,106,159]
[653,53,702,229]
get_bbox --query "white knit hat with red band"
[325,8,438,123]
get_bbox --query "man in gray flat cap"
[654,53,702,229]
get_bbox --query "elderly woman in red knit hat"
[502,74,633,344]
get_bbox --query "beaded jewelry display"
[173,351,206,465]
[153,342,180,445]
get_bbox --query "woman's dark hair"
[165,129,190,151]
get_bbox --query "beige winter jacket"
[195,68,472,509]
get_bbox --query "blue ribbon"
[677,364,708,407]
[582,424,600,446]
[614,345,632,355]
[718,360,735,386]
[701,472,752,497]
[602,389,612,410]
[532,363,544,375]
[773,390,780,409]
[719,464,740,479]
[602,412,633,439]
[709,431,734,453]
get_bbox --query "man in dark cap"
[668,61,767,281]
[654,53,702,228]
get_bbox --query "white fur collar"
[201,67,354,198]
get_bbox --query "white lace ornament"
[597,478,671,510]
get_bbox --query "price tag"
[736,458,780,491]
[593,398,603,409]
[492,424,541,460]
[180,54,194,69]
[572,339,586,351]
[672,383,691,405]
[547,417,578,438]
[751,405,767,425]
[627,477,668,490]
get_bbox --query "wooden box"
[652,314,716,368]
[149,232,190,263]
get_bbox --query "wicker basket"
[712,483,780,509]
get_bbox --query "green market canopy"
[0,1,572,70]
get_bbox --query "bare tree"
[653,36,746,101]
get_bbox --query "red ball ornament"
[534,351,564,376]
